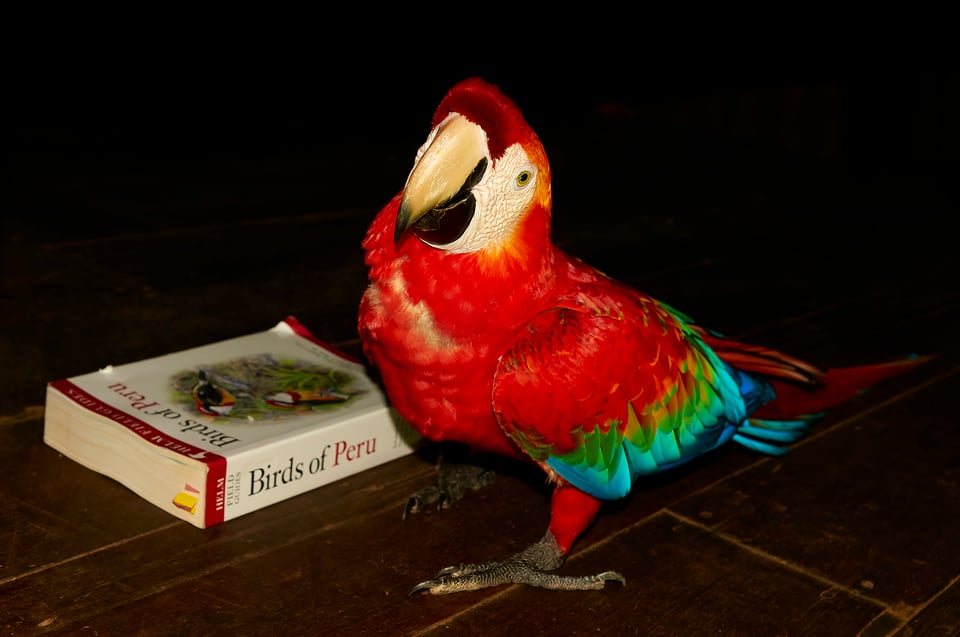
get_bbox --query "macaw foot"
[403,459,496,520]
[409,531,626,595]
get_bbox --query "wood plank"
[0,449,435,633]
[0,424,753,634]
[859,612,908,637]
[425,513,886,636]
[669,367,960,611]
[894,578,960,636]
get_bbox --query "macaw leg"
[403,443,496,519]
[410,484,625,595]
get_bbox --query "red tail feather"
[696,327,825,386]
[752,355,936,419]
[694,327,935,419]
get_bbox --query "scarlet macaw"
[358,77,930,594]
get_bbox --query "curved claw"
[597,571,628,586]
[435,564,469,577]
[401,497,418,521]
[408,579,442,596]
[402,485,441,520]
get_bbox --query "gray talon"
[402,460,495,520]
[407,532,627,595]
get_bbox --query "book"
[43,316,421,528]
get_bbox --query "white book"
[43,317,421,528]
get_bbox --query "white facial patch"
[420,143,539,255]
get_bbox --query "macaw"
[358,77,930,594]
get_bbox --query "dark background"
[9,40,954,174]
[4,38,955,371]
[7,41,953,275]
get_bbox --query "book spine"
[221,408,419,522]
[204,456,228,527]
[48,378,228,528]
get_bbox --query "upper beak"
[394,114,488,243]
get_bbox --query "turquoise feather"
[544,352,810,500]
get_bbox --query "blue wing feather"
[493,293,807,502]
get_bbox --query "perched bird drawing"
[192,370,239,417]
[265,388,352,409]
[358,77,931,594]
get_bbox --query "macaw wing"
[492,296,748,501]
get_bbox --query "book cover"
[43,316,421,528]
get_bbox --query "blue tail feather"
[749,417,821,430]
[726,365,775,413]
[737,422,807,443]
[732,433,792,455]
[727,364,822,456]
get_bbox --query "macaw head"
[393,77,552,262]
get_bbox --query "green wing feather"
[493,288,749,500]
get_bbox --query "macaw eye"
[516,170,532,188]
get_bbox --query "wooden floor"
[3,77,958,636]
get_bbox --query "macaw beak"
[394,114,489,245]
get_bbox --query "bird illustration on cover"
[358,77,930,594]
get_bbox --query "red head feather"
[432,77,543,163]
